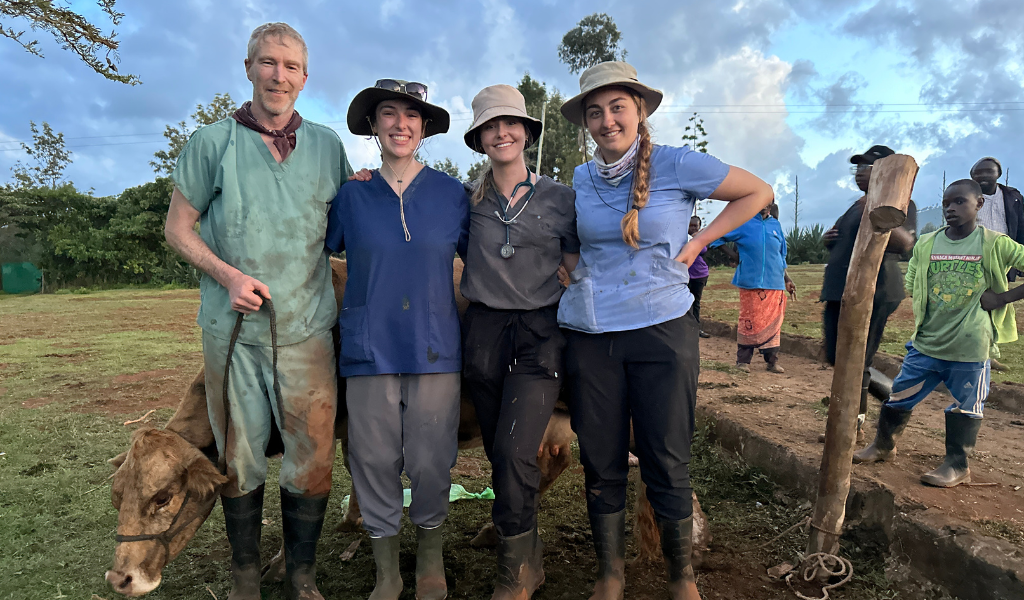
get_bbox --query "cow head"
[105,427,227,596]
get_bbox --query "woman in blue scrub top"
[326,79,468,600]
[557,62,774,600]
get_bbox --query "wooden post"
[536,102,547,173]
[806,154,918,558]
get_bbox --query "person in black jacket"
[970,157,1024,275]
[969,156,1023,372]
[821,145,917,437]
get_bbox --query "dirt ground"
[696,332,1024,543]
[8,286,1021,598]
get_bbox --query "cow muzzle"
[105,567,161,597]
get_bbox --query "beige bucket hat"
[560,61,664,126]
[463,84,543,152]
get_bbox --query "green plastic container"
[1,262,42,294]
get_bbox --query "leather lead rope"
[221,295,283,473]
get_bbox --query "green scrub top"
[172,117,354,346]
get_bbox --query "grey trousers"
[346,372,461,538]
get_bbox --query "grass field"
[700,263,1024,385]
[0,285,909,599]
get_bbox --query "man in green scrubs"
[164,22,353,600]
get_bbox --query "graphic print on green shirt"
[913,227,995,362]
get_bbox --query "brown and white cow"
[105,258,579,595]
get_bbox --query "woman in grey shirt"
[460,84,579,600]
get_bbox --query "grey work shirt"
[460,175,579,310]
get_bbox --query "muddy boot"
[588,510,625,600]
[921,412,983,488]
[491,528,544,600]
[280,489,329,600]
[659,516,701,600]
[416,525,447,600]
[735,363,750,373]
[853,405,912,464]
[369,535,403,600]
[222,485,264,600]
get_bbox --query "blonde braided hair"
[620,95,653,249]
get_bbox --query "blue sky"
[3,0,1021,231]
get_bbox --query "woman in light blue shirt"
[558,62,774,600]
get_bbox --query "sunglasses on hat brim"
[375,79,428,102]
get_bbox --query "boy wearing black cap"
[819,145,917,436]
[855,179,1024,487]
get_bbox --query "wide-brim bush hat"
[347,78,450,137]
[464,84,543,152]
[560,61,663,126]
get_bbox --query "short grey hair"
[247,23,308,74]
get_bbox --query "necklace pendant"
[500,244,514,259]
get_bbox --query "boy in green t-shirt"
[854,179,1024,487]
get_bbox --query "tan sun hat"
[463,84,543,152]
[560,61,664,126]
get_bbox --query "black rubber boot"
[921,412,983,488]
[853,404,913,463]
[491,528,544,600]
[659,517,700,600]
[416,525,447,600]
[222,485,264,600]
[587,510,625,600]
[280,488,329,600]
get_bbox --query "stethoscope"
[493,173,536,259]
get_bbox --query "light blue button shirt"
[558,145,730,333]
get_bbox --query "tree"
[515,74,584,185]
[151,93,237,175]
[557,13,627,74]
[682,112,708,153]
[1,0,138,84]
[466,158,489,184]
[11,121,71,189]
[431,158,461,180]
[683,113,710,218]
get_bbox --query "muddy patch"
[21,397,53,409]
[721,394,773,405]
[452,454,490,479]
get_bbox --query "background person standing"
[820,145,917,435]
[712,203,796,374]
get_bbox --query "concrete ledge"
[703,319,1024,415]
[697,405,1024,599]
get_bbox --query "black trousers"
[823,299,901,414]
[462,303,563,537]
[687,276,708,326]
[564,314,699,522]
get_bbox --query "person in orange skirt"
[711,203,796,372]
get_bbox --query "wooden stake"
[807,154,918,558]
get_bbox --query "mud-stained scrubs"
[172,117,353,497]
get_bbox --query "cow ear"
[109,451,128,470]
[185,453,228,498]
